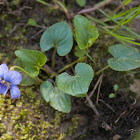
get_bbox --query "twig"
[10,23,25,35]
[78,0,112,14]
[86,95,112,131]
[99,99,115,112]
[115,110,127,123]
[85,74,103,103]
[5,6,32,16]
[106,0,126,18]
[31,28,45,39]
[20,6,32,10]
[33,25,47,29]
[86,95,100,116]
[96,74,103,104]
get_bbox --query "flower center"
[0,80,11,88]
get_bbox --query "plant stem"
[52,47,57,69]
[58,58,84,74]
[42,64,58,77]
[114,91,117,97]
[41,67,49,74]
[10,66,43,83]
[78,0,112,14]
[95,65,109,75]
[84,50,95,63]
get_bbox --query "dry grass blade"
[89,74,103,98]
[86,95,100,116]
[99,99,115,112]
[96,74,103,105]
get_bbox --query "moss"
[0,123,6,133]
[12,0,20,5]
[0,132,13,140]
[52,111,65,129]
[66,114,79,136]
[0,82,82,139]
[0,86,75,139]
[4,23,13,33]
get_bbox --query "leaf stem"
[114,91,117,97]
[58,58,84,73]
[10,66,43,83]
[52,47,57,69]
[41,67,49,75]
[42,64,58,77]
[84,50,95,63]
[95,65,109,75]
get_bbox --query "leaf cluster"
[14,12,140,113]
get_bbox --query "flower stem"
[52,47,57,69]
[10,66,43,83]
[95,65,109,75]
[58,57,84,74]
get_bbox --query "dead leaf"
[130,79,140,100]
[112,134,121,140]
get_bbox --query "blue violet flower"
[0,64,22,99]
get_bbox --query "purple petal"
[0,83,8,96]
[10,85,21,99]
[0,64,9,78]
[4,71,22,85]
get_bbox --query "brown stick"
[78,0,112,14]
[86,95,112,131]
[96,74,103,105]
[99,99,115,112]
[85,74,103,104]
[115,111,127,123]
[86,95,100,116]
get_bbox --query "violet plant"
[1,14,140,113]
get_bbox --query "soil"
[0,0,140,140]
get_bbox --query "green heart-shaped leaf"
[74,15,99,49]
[108,44,140,71]
[56,63,94,96]
[40,22,73,56]
[15,49,47,77]
[14,58,36,86]
[40,81,71,113]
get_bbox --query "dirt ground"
[0,0,140,140]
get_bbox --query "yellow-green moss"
[0,132,13,140]
[66,114,79,136]
[0,85,81,140]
